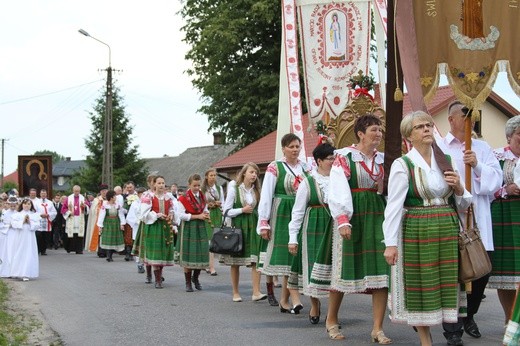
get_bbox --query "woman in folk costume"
[257,133,308,314]
[490,116,520,326]
[383,112,472,346]
[97,190,126,262]
[62,185,87,254]
[0,196,18,277]
[287,141,335,326]
[139,176,175,289]
[327,114,390,342]
[202,168,224,276]
[132,174,157,280]
[178,174,211,292]
[10,199,41,281]
[221,162,267,302]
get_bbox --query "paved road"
[4,249,507,345]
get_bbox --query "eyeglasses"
[323,156,335,161]
[412,123,434,131]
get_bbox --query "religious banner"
[397,0,520,116]
[296,0,372,122]
[282,0,307,161]
[372,0,388,34]
[18,155,53,198]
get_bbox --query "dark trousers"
[64,233,84,254]
[443,251,492,336]
[35,231,48,254]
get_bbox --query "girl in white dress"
[10,199,41,281]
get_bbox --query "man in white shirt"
[438,101,502,345]
[35,189,57,255]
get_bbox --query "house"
[145,133,237,189]
[53,158,87,192]
[212,86,519,180]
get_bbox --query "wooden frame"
[17,155,53,198]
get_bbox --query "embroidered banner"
[296,0,371,122]
[397,0,520,115]
[282,0,307,161]
[372,0,388,34]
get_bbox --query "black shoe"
[41,253,47,255]
[279,304,291,313]
[291,304,303,315]
[145,276,152,284]
[137,264,145,273]
[463,318,481,338]
[446,333,464,346]
[268,294,279,306]
[309,301,321,324]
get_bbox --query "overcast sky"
[1,1,519,177]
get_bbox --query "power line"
[0,80,103,106]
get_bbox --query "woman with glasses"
[287,141,335,326]
[383,111,471,346]
[326,114,391,342]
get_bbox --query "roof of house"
[2,170,18,185]
[212,116,320,170]
[53,159,87,177]
[145,143,238,188]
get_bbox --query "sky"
[0,0,214,175]
[1,1,519,177]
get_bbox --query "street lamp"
[78,29,113,189]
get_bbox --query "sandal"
[326,324,345,340]
[371,330,392,345]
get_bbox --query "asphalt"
[4,249,507,345]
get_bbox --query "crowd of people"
[0,101,519,345]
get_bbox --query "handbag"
[209,210,243,255]
[456,204,492,283]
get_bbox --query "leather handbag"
[209,210,243,255]
[457,205,492,283]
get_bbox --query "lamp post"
[78,29,113,189]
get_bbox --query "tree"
[72,85,148,192]
[180,0,283,147]
[33,150,65,164]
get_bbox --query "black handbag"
[209,210,243,255]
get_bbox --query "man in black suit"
[51,193,65,249]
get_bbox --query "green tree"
[33,150,65,164]
[180,0,283,147]
[72,85,148,192]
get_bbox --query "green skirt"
[142,219,175,266]
[260,196,294,276]
[206,207,223,239]
[389,205,461,326]
[331,190,389,292]
[288,205,331,298]
[100,216,124,251]
[179,219,209,269]
[490,197,520,289]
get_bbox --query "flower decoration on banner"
[349,70,375,100]
[451,65,492,92]
[126,194,138,205]
[315,120,328,136]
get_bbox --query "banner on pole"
[297,0,371,122]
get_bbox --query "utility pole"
[78,29,114,189]
[104,66,113,189]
